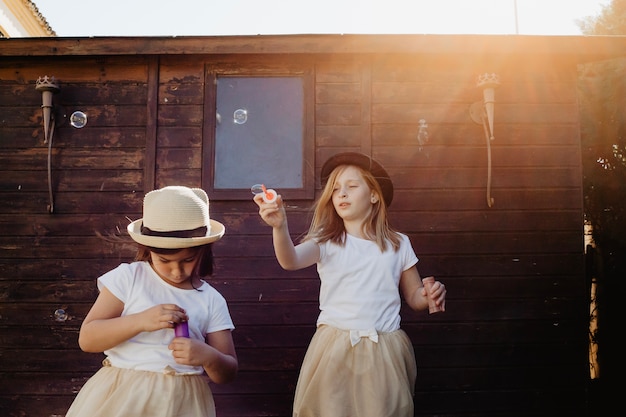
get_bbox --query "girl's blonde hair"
[303,164,401,252]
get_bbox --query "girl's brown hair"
[304,164,401,252]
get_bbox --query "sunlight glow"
[33,0,609,37]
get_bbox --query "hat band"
[141,224,208,239]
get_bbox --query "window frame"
[202,63,315,201]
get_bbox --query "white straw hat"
[127,186,225,249]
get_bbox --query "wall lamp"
[35,76,89,214]
[36,76,60,213]
[470,73,500,208]
[36,75,60,145]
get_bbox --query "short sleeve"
[97,263,136,303]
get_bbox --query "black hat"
[320,152,394,207]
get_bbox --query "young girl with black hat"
[254,152,446,417]
[66,186,237,417]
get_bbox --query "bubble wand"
[251,183,277,203]
[174,321,189,338]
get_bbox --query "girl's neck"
[343,220,368,240]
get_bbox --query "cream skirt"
[293,325,417,417]
[65,361,216,417]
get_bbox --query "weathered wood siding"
[2,35,623,416]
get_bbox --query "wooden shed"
[1,34,623,416]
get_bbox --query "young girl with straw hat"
[66,186,237,417]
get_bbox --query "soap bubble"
[251,184,264,195]
[54,309,68,322]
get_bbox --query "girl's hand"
[253,193,286,229]
[169,337,206,366]
[420,278,446,311]
[169,329,238,384]
[79,289,189,353]
[140,303,188,333]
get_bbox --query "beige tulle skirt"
[65,361,216,417]
[293,325,417,417]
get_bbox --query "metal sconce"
[35,77,89,213]
[36,76,60,145]
[36,76,60,213]
[470,73,500,208]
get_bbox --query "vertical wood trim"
[360,64,372,155]
[303,67,315,198]
[202,67,217,191]
[144,55,159,192]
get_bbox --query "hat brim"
[321,152,394,207]
[127,218,225,249]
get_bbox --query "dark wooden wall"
[2,35,624,416]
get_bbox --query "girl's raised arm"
[254,193,319,271]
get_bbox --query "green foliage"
[579,58,626,248]
[578,0,626,35]
[577,0,626,389]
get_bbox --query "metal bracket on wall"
[470,73,500,208]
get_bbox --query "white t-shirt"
[97,262,234,374]
[316,233,418,333]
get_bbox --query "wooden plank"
[157,103,204,126]
[315,82,361,104]
[0,56,150,81]
[0,148,145,170]
[158,83,205,105]
[372,123,581,146]
[157,126,202,147]
[1,34,624,60]
[392,188,583,211]
[0,170,143,193]
[372,81,578,104]
[315,125,362,147]
[156,148,202,169]
[386,167,582,188]
[315,103,361,125]
[0,297,588,326]
[371,102,580,124]
[144,55,158,192]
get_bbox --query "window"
[203,67,314,200]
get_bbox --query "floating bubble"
[233,108,248,124]
[251,184,264,196]
[70,111,87,128]
[54,309,68,322]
